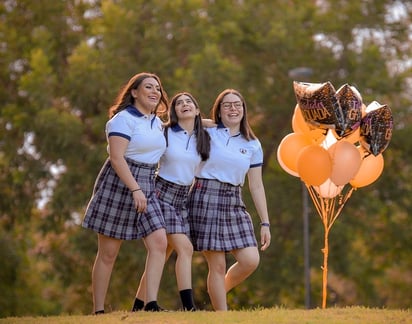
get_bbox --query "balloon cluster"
[277,81,393,196]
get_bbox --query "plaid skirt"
[155,176,191,235]
[82,157,165,240]
[187,178,257,252]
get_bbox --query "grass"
[1,307,411,324]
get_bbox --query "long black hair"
[166,92,210,161]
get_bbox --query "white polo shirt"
[106,106,166,164]
[196,124,263,186]
[157,125,201,186]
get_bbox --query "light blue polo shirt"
[106,105,166,164]
[196,124,263,186]
[157,124,201,186]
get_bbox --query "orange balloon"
[350,153,384,188]
[328,141,362,185]
[292,104,326,144]
[277,148,299,177]
[297,144,332,186]
[277,133,312,175]
[357,145,370,158]
[342,127,360,144]
[292,104,311,134]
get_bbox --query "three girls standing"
[83,72,271,313]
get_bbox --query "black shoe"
[131,298,144,312]
[94,310,105,315]
[144,301,167,312]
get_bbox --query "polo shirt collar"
[217,121,226,129]
[126,105,144,117]
[171,124,185,132]
[217,121,241,137]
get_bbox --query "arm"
[201,118,217,128]
[108,135,147,213]
[247,166,271,251]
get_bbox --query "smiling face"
[219,93,244,129]
[174,94,199,122]
[131,77,161,114]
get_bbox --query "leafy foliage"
[1,0,412,316]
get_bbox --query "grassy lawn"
[1,307,410,324]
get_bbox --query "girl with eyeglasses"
[187,88,271,311]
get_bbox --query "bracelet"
[260,222,270,227]
[131,188,142,193]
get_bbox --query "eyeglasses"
[220,101,243,110]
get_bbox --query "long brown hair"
[108,72,169,119]
[210,89,256,140]
[166,92,210,161]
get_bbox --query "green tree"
[1,0,412,316]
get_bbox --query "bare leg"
[142,228,168,304]
[168,233,194,290]
[168,233,196,310]
[133,254,149,310]
[92,234,122,313]
[134,243,173,302]
[225,247,260,293]
[203,251,227,311]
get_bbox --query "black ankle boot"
[144,301,165,312]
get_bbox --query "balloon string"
[328,186,355,229]
[306,185,323,221]
[321,224,329,309]
[305,183,356,308]
[306,184,355,231]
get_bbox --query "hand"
[133,190,147,213]
[201,118,217,128]
[260,226,271,251]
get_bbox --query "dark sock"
[179,289,196,311]
[94,310,105,315]
[144,300,162,312]
[132,298,144,312]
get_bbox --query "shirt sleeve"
[106,113,132,141]
[250,140,264,168]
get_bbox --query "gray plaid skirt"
[155,176,191,235]
[82,157,165,240]
[187,178,257,252]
